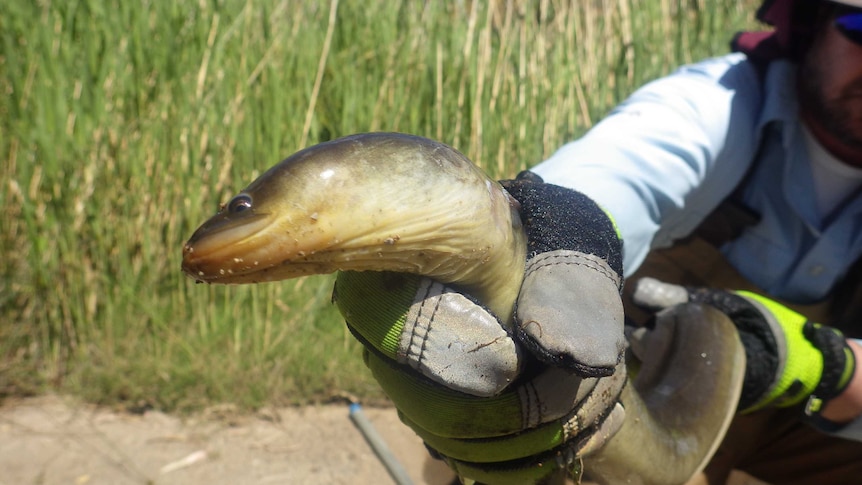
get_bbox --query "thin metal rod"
[349,403,415,485]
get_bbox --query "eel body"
[182,132,745,484]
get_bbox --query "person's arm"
[532,53,764,276]
[821,340,862,431]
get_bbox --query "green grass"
[1,0,758,412]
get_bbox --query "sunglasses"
[835,6,862,45]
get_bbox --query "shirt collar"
[756,59,799,133]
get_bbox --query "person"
[335,0,862,483]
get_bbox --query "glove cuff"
[803,339,855,433]
[806,322,856,403]
[803,324,856,424]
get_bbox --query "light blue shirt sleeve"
[532,53,763,277]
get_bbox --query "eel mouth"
[181,209,289,283]
[180,196,453,285]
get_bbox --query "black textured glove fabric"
[804,321,854,402]
[686,288,780,411]
[500,171,623,276]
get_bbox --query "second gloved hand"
[632,277,856,417]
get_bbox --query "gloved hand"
[332,172,628,483]
[632,277,856,418]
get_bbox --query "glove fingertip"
[516,327,620,377]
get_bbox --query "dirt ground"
[0,394,456,485]
[0,395,767,485]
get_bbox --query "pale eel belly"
[182,132,745,485]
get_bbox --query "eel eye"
[227,194,253,213]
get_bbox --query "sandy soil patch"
[0,395,454,485]
[0,395,767,485]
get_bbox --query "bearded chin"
[798,63,862,151]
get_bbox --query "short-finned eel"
[182,132,745,485]
[182,133,526,325]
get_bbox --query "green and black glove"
[632,277,856,420]
[333,172,628,484]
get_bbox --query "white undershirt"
[801,123,862,220]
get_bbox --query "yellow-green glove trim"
[364,349,523,438]
[398,410,565,463]
[335,271,418,359]
[737,291,823,412]
[336,271,522,397]
[601,207,622,241]
[442,448,581,485]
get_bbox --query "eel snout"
[182,200,277,281]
